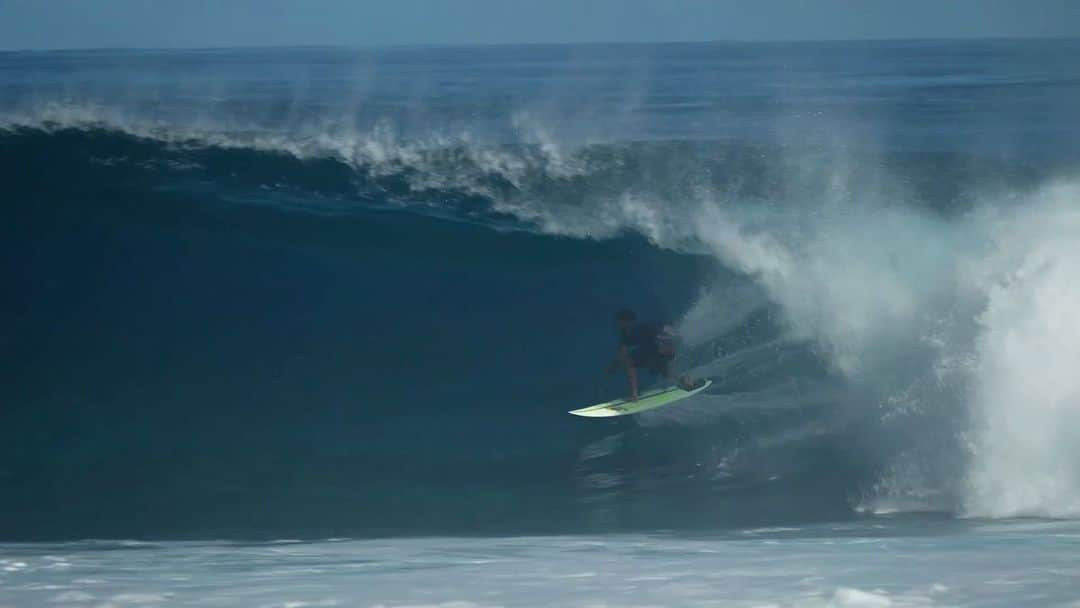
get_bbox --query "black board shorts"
[630,347,673,376]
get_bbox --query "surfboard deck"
[569,379,712,417]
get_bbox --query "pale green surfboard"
[569,379,712,418]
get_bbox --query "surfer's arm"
[606,345,629,374]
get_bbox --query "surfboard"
[569,379,712,418]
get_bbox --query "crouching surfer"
[605,308,700,401]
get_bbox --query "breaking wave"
[2,97,1079,538]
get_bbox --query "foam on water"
[2,521,1079,607]
[964,184,1080,517]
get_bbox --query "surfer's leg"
[625,364,639,401]
[652,350,675,380]
[624,349,645,400]
[661,351,698,390]
[647,351,690,389]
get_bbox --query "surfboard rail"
[569,379,712,417]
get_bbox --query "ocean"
[1,38,1079,606]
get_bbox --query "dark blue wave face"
[1,40,1077,539]
[1,128,804,539]
[4,126,850,538]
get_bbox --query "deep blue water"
[2,39,1080,544]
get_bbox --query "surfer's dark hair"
[615,308,636,322]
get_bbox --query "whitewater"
[2,39,1080,605]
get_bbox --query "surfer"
[605,308,696,400]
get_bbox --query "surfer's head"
[615,308,636,329]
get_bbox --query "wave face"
[1,40,1079,539]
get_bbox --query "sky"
[1,0,1078,51]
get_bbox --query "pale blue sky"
[1,0,1077,51]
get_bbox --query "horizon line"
[2,33,1078,55]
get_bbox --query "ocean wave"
[4,107,1080,530]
